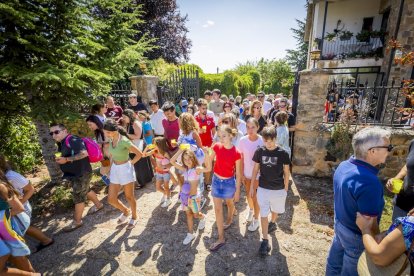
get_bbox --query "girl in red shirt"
[209,125,242,251]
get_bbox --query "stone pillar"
[292,69,332,177]
[129,75,159,106]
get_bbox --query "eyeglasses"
[49,130,62,136]
[369,144,394,152]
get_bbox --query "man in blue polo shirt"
[326,127,392,275]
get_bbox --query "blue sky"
[177,0,307,73]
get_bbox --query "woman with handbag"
[122,109,154,189]
[356,212,414,275]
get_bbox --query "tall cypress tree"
[0,0,153,181]
[285,19,308,71]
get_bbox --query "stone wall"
[381,0,414,84]
[293,69,332,177]
[292,69,414,179]
[129,75,159,106]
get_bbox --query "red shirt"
[213,143,241,178]
[195,114,215,147]
[105,106,123,121]
[162,118,179,151]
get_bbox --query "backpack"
[65,135,103,163]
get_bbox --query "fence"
[319,36,384,60]
[324,79,412,127]
[157,67,199,105]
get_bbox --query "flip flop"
[224,223,232,230]
[63,222,83,232]
[116,213,129,224]
[209,241,226,252]
[34,239,55,253]
[126,218,137,230]
[87,204,104,215]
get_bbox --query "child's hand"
[195,166,204,175]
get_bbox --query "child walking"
[143,137,172,208]
[250,126,290,256]
[170,148,211,245]
[238,118,263,232]
[209,125,242,252]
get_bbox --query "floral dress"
[387,216,414,265]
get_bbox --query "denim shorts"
[155,172,170,182]
[211,175,236,199]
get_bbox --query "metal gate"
[157,67,200,106]
[108,83,150,110]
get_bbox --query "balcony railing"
[318,36,384,61]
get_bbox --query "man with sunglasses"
[326,127,392,275]
[257,91,272,114]
[128,93,148,113]
[269,98,296,132]
[49,123,103,232]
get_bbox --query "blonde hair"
[179,113,199,135]
[218,124,238,138]
[181,149,199,169]
[249,100,263,116]
[222,113,238,130]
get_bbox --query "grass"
[380,194,394,232]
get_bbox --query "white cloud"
[202,20,215,28]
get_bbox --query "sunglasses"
[49,130,62,136]
[279,105,287,108]
[258,95,264,98]
[369,144,394,152]
[222,120,230,124]
[254,106,262,109]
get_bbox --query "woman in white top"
[238,118,263,232]
[0,155,54,252]
[91,103,107,124]
[275,111,291,158]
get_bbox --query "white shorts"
[109,161,136,185]
[257,187,287,217]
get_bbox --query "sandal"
[224,222,232,230]
[63,221,83,232]
[205,183,212,192]
[116,213,129,224]
[34,239,55,253]
[87,204,104,215]
[126,218,137,230]
[209,241,226,252]
[135,183,144,190]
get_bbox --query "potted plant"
[356,30,371,42]
[325,32,337,41]
[370,30,386,38]
[339,30,353,41]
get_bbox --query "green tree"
[257,58,294,95]
[0,0,152,182]
[285,19,308,71]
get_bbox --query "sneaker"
[200,197,207,210]
[198,216,206,230]
[245,210,254,222]
[160,195,166,204]
[183,233,195,245]
[259,239,271,256]
[268,222,277,233]
[161,198,172,208]
[248,219,260,232]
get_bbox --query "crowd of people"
[1,88,414,275]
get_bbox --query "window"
[362,17,374,31]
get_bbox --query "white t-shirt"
[238,135,264,179]
[150,110,166,136]
[238,119,247,135]
[263,101,272,114]
[5,170,29,195]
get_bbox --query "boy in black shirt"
[250,126,290,256]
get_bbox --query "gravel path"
[29,175,334,275]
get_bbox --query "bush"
[326,122,353,161]
[0,115,42,173]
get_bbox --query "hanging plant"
[339,30,353,41]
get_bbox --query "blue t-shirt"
[334,157,384,234]
[142,121,153,145]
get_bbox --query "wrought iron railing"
[324,79,412,128]
[319,36,384,60]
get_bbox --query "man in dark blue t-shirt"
[326,127,392,276]
[50,123,103,232]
